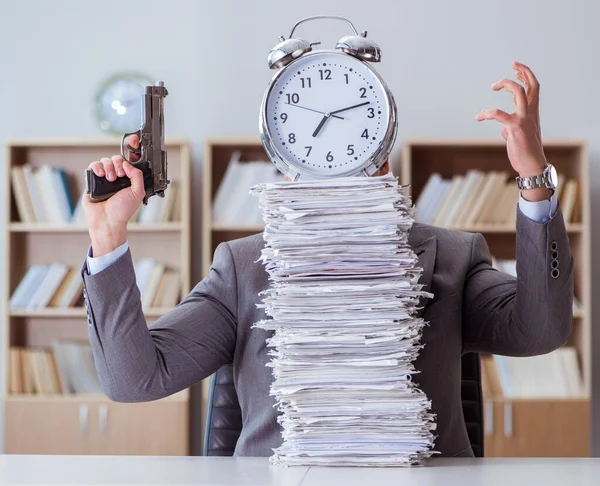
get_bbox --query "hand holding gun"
[82,82,169,257]
[85,81,169,204]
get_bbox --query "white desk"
[0,456,599,485]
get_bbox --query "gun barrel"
[140,82,169,197]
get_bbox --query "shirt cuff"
[518,193,558,224]
[87,241,129,276]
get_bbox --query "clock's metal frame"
[259,50,398,181]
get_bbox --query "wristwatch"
[515,163,558,190]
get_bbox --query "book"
[442,170,482,227]
[475,172,509,224]
[22,165,47,223]
[52,341,103,395]
[432,175,463,227]
[141,263,165,308]
[9,348,23,394]
[461,172,498,226]
[11,166,36,223]
[26,263,69,309]
[453,171,486,227]
[491,348,583,399]
[414,173,442,223]
[561,179,578,223]
[152,270,181,308]
[10,265,48,308]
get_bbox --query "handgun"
[85,81,169,204]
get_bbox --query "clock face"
[262,50,395,179]
[95,74,151,134]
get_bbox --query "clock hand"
[285,103,344,120]
[312,101,370,137]
[330,101,371,115]
[312,114,330,138]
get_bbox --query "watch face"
[548,164,558,188]
[95,73,152,134]
[261,50,396,179]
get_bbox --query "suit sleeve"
[82,242,237,402]
[462,207,573,356]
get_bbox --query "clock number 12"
[319,69,332,81]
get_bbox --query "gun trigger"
[126,144,142,156]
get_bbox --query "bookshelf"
[402,139,591,457]
[3,138,192,455]
[202,139,274,276]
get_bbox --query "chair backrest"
[203,353,484,457]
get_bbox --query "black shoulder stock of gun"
[85,81,169,205]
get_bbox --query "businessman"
[81,62,572,457]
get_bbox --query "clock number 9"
[280,113,288,123]
[286,93,300,104]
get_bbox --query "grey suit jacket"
[82,209,573,458]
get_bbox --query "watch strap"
[515,166,555,190]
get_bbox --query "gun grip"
[85,162,152,202]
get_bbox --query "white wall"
[2,0,599,453]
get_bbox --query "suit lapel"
[409,224,437,318]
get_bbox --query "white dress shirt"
[87,194,558,276]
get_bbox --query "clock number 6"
[326,151,334,162]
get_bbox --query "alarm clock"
[95,72,153,134]
[259,15,398,181]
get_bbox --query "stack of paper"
[250,174,436,467]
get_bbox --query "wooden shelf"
[4,139,193,456]
[211,223,264,232]
[10,222,183,233]
[446,224,584,234]
[403,139,591,458]
[5,389,189,402]
[9,307,177,318]
[484,396,590,404]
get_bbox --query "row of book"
[10,261,181,310]
[482,347,585,399]
[10,265,83,309]
[415,170,581,227]
[12,165,181,224]
[212,152,280,226]
[9,342,102,395]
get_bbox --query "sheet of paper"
[251,174,436,467]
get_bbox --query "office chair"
[203,353,484,457]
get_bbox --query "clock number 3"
[367,108,375,118]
